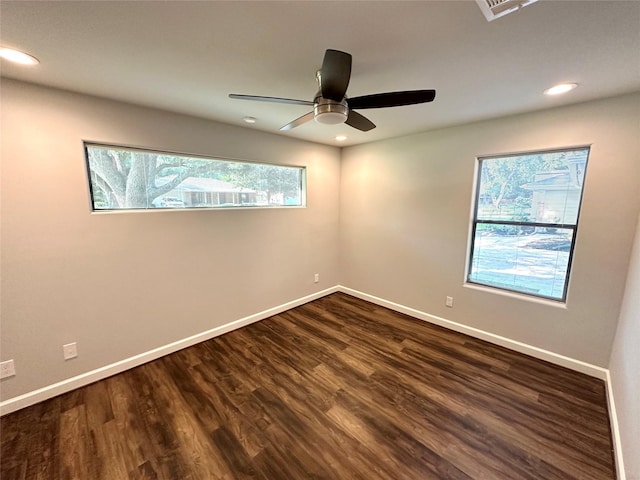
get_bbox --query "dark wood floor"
[1,293,616,479]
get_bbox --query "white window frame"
[84,143,306,212]
[466,146,590,302]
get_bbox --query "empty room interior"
[1,1,639,479]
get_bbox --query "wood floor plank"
[0,292,616,479]
[106,374,162,478]
[58,404,92,480]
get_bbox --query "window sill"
[463,282,568,309]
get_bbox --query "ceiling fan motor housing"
[314,94,348,125]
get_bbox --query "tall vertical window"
[467,147,589,301]
[85,143,306,211]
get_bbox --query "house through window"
[467,147,590,301]
[84,143,306,211]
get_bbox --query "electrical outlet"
[0,359,16,379]
[446,296,454,308]
[314,273,320,283]
[63,342,78,360]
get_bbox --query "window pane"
[477,149,588,225]
[85,144,305,210]
[468,147,589,301]
[469,224,574,300]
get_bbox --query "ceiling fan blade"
[321,49,352,102]
[280,112,315,131]
[345,110,376,132]
[348,90,436,109]
[229,94,313,106]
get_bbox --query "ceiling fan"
[229,49,436,132]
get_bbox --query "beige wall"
[0,80,341,401]
[609,212,640,479]
[340,93,640,367]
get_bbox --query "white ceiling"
[1,1,639,147]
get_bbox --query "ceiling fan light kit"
[229,49,436,133]
[313,98,348,125]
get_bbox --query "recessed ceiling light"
[243,116,257,124]
[544,83,578,96]
[0,47,39,65]
[335,135,347,142]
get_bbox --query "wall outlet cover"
[63,343,78,360]
[0,359,16,379]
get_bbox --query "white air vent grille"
[475,0,539,21]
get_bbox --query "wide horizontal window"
[467,147,590,301]
[85,143,305,211]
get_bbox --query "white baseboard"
[338,286,609,379]
[605,370,627,480]
[0,286,339,416]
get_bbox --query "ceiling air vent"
[475,0,539,21]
